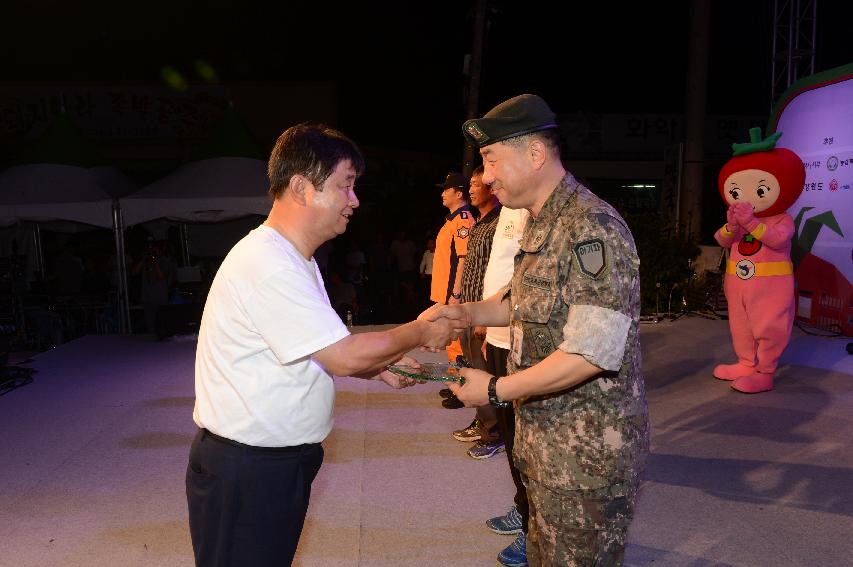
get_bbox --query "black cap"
[435,171,469,190]
[462,94,557,148]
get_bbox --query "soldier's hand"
[418,303,471,327]
[417,302,442,321]
[449,368,492,407]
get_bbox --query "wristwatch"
[450,291,462,300]
[488,375,510,408]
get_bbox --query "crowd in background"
[2,220,450,349]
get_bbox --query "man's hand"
[375,355,421,389]
[420,317,462,350]
[448,367,493,407]
[417,303,470,352]
[418,303,471,328]
[448,295,462,305]
[473,325,487,340]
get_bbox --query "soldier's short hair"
[501,128,562,158]
[267,122,365,201]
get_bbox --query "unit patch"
[573,238,607,279]
[457,227,469,239]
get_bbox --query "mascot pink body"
[713,128,805,393]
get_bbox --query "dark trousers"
[460,326,500,441]
[186,429,324,567]
[485,342,530,532]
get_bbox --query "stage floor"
[0,317,851,566]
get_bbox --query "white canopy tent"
[0,163,137,333]
[118,156,270,330]
[120,157,270,226]
[1,157,270,336]
[0,164,133,227]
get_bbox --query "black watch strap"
[488,376,510,408]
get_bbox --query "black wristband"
[488,375,510,408]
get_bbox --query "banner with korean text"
[770,63,853,335]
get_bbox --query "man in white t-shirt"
[479,205,531,565]
[187,123,460,567]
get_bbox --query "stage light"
[160,66,189,91]
[194,59,220,84]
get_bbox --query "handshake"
[372,303,472,390]
[375,302,496,406]
[726,202,760,233]
[416,303,472,351]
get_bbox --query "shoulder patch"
[457,226,469,239]
[573,238,607,279]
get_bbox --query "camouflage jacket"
[506,173,649,493]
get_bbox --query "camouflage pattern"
[525,477,636,566]
[506,173,650,565]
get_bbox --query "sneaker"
[452,419,482,442]
[467,439,505,460]
[439,388,454,399]
[497,532,527,567]
[486,505,523,535]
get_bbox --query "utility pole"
[462,0,487,176]
[679,0,710,240]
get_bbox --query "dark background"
[4,1,852,155]
[1,1,852,331]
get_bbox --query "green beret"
[462,94,557,148]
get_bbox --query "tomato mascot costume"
[713,127,805,393]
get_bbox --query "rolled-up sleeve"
[559,304,631,371]
[558,212,639,372]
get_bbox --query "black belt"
[202,428,318,454]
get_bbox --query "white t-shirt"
[483,207,528,349]
[193,225,349,447]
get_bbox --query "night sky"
[4,1,852,157]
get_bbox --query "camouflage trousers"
[524,476,638,566]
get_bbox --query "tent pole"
[112,200,131,334]
[33,224,46,280]
[180,223,190,267]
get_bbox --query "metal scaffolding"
[771,0,817,106]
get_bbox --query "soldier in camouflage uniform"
[428,94,650,566]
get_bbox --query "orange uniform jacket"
[430,206,474,304]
